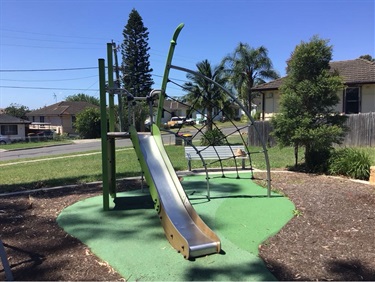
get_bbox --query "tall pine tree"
[121,9,154,130]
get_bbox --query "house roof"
[0,114,31,124]
[252,58,375,91]
[164,99,189,110]
[26,101,99,116]
[330,59,375,84]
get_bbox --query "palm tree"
[183,59,228,131]
[222,43,279,112]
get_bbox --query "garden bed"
[0,173,374,281]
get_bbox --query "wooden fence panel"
[342,113,375,147]
[248,121,276,147]
[248,113,375,147]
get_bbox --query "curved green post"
[155,23,184,129]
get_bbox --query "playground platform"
[58,173,294,281]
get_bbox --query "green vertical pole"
[112,42,124,131]
[107,43,116,197]
[156,23,184,128]
[99,58,109,211]
[107,43,115,131]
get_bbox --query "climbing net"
[152,64,271,194]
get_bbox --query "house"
[26,101,99,135]
[0,114,31,141]
[159,98,244,124]
[252,58,375,120]
[160,99,190,123]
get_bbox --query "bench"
[185,145,247,171]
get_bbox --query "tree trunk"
[206,105,213,132]
[294,143,299,167]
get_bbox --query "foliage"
[200,128,226,146]
[253,111,261,120]
[183,59,228,131]
[121,9,153,131]
[271,35,347,172]
[4,103,30,119]
[222,43,279,111]
[292,209,303,217]
[53,133,70,141]
[328,148,371,180]
[74,107,101,138]
[359,54,375,62]
[65,93,100,106]
[123,102,149,132]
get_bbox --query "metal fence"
[248,112,375,147]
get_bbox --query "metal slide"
[130,125,221,259]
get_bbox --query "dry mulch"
[1,173,375,281]
[259,172,375,281]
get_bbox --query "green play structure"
[97,23,272,259]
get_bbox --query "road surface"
[0,126,244,162]
[0,134,179,162]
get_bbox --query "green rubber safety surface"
[58,173,294,281]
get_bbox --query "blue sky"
[0,0,374,110]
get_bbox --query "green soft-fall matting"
[57,173,295,281]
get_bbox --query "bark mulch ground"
[1,172,374,281]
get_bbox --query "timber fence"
[248,112,375,147]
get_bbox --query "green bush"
[305,147,331,173]
[74,107,101,139]
[53,133,69,141]
[200,128,226,146]
[328,148,371,180]
[253,111,261,120]
[240,114,249,123]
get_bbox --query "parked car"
[0,134,11,145]
[184,118,196,126]
[167,117,184,128]
[37,130,55,138]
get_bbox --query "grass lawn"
[0,139,73,150]
[1,142,374,193]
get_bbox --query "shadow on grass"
[183,260,276,281]
[0,171,143,194]
[113,195,154,210]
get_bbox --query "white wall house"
[0,114,31,141]
[26,101,99,135]
[252,58,375,120]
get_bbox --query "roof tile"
[26,101,98,116]
[252,58,375,91]
[0,114,31,124]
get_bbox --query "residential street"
[0,135,178,162]
[0,126,243,162]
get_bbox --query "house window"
[344,87,360,114]
[1,125,18,135]
[40,116,45,123]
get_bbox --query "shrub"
[305,147,332,173]
[200,128,226,146]
[74,107,101,139]
[328,148,371,180]
[53,133,69,141]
